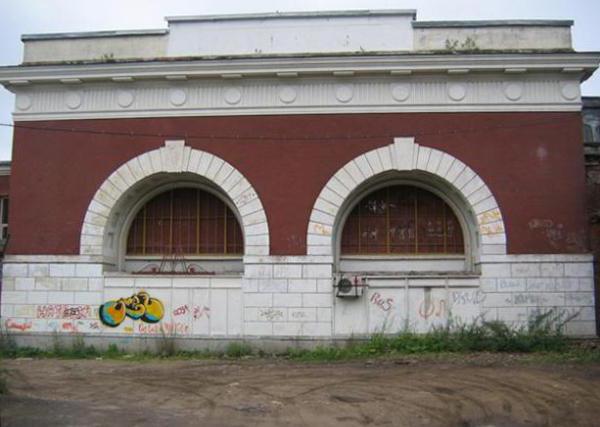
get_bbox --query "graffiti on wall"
[99,291,165,327]
[37,304,92,320]
[370,292,394,312]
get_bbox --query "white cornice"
[8,73,584,121]
[0,53,599,87]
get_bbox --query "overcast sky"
[0,0,599,160]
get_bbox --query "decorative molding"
[80,140,270,257]
[306,137,507,256]
[9,74,585,121]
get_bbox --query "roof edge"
[413,19,574,28]
[166,9,417,23]
[21,29,169,42]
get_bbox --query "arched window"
[126,188,243,256]
[341,185,464,255]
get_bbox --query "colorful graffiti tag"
[99,291,165,327]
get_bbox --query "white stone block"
[211,277,241,289]
[462,174,484,197]
[302,264,332,278]
[289,308,317,322]
[228,177,251,202]
[317,307,332,322]
[172,277,210,288]
[244,307,260,322]
[496,278,526,292]
[83,211,108,227]
[245,264,273,278]
[328,176,350,198]
[1,304,13,317]
[365,150,384,175]
[273,322,303,336]
[314,197,339,217]
[376,146,393,171]
[288,279,317,293]
[309,210,335,227]
[511,263,541,277]
[1,277,14,291]
[47,291,75,304]
[555,278,579,292]
[566,321,596,336]
[444,160,466,183]
[49,264,76,277]
[227,289,243,336]
[244,322,273,336]
[453,167,476,190]
[355,155,374,178]
[316,279,333,293]
[15,277,35,291]
[306,245,333,256]
[480,263,511,277]
[302,293,332,308]
[564,263,594,278]
[481,233,507,245]
[27,291,48,304]
[320,187,344,207]
[244,293,273,307]
[245,234,269,247]
[35,277,60,291]
[540,263,564,277]
[415,146,431,171]
[245,222,269,236]
[468,185,492,206]
[214,162,234,187]
[481,292,511,308]
[496,307,529,322]
[526,278,554,292]
[3,263,28,277]
[125,157,146,181]
[134,277,172,288]
[239,198,263,217]
[302,322,332,337]
[28,264,49,278]
[579,278,594,292]
[74,292,102,305]
[273,293,302,307]
[74,264,103,277]
[345,160,367,184]
[392,137,415,170]
[88,200,111,217]
[2,291,27,304]
[61,278,88,291]
[306,234,331,247]
[273,264,303,279]
[565,292,594,306]
[424,149,443,174]
[473,196,499,215]
[210,289,228,335]
[104,276,135,288]
[205,157,225,181]
[258,280,287,292]
[94,188,117,207]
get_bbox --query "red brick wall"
[7,112,588,255]
[0,175,9,196]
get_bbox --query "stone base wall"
[0,254,595,344]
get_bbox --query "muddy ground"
[1,355,599,426]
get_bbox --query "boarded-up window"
[126,188,243,255]
[341,186,464,255]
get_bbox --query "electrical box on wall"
[335,275,367,298]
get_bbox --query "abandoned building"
[0,10,598,347]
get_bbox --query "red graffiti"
[138,322,189,335]
[370,292,394,312]
[36,304,91,320]
[418,299,447,320]
[5,319,32,331]
[173,305,189,316]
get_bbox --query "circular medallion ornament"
[279,86,297,104]
[224,87,242,105]
[335,85,354,103]
[560,82,579,101]
[503,82,523,102]
[16,94,32,111]
[447,83,467,102]
[391,83,411,102]
[65,91,82,110]
[169,88,187,106]
[117,90,135,108]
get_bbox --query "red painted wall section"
[0,175,9,196]
[8,112,588,255]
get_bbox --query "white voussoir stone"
[365,150,384,174]
[328,176,351,198]
[416,146,431,171]
[376,146,393,171]
[354,155,374,178]
[205,157,224,180]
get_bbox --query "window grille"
[341,186,464,255]
[126,188,243,255]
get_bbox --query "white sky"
[0,0,599,161]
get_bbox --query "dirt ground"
[1,355,599,427]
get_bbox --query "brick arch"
[306,137,506,256]
[80,140,269,258]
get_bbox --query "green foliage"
[224,342,253,358]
